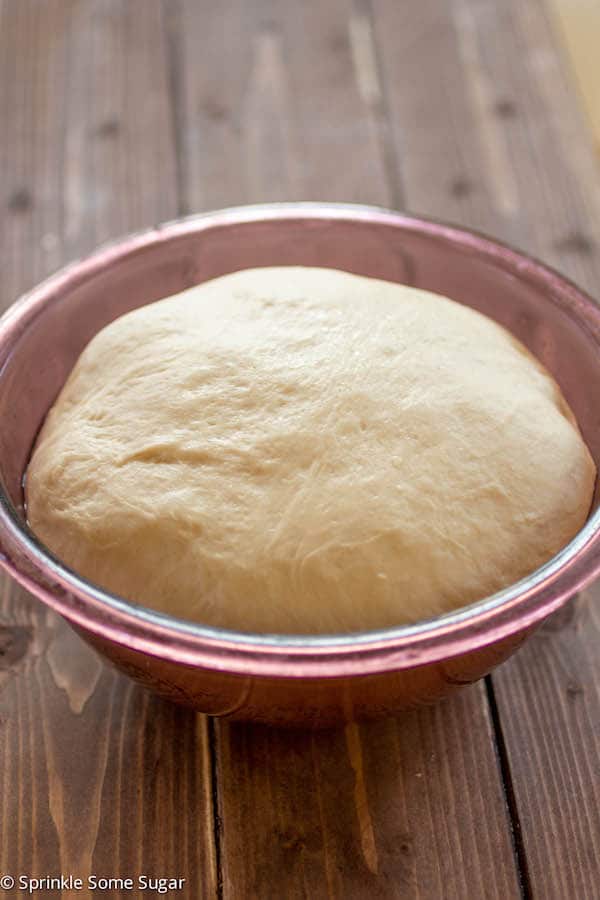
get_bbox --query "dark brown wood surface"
[0,1,598,898]
[374,6,600,899]
[0,2,216,896]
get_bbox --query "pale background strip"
[546,0,600,149]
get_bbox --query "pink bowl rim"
[1,202,599,678]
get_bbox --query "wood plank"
[0,2,216,893]
[493,585,600,900]
[174,0,390,210]
[216,690,520,900]
[373,0,600,896]
[176,2,521,897]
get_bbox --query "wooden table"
[1,2,599,897]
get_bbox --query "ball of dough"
[26,267,596,634]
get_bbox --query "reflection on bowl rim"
[1,202,599,679]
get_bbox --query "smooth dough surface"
[26,266,596,634]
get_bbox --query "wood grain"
[174,0,390,210]
[0,2,216,895]
[216,692,520,899]
[373,0,600,896]
[175,1,521,897]
[492,585,600,900]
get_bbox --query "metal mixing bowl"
[1,203,599,726]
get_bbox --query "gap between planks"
[485,676,533,900]
[208,717,225,900]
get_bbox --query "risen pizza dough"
[26,267,596,633]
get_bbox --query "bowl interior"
[1,208,599,560]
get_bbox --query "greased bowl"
[1,204,599,726]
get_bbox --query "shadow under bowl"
[1,203,599,726]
